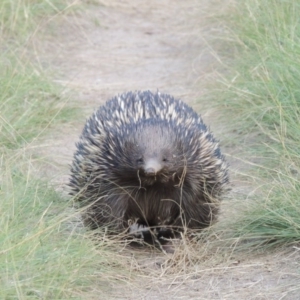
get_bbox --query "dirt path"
[33,1,300,299]
[35,0,217,183]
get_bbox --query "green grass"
[210,0,300,248]
[0,57,76,149]
[0,159,126,299]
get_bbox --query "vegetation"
[0,59,75,149]
[0,0,73,39]
[0,1,115,298]
[0,0,79,149]
[211,0,300,248]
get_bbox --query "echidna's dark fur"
[69,91,229,236]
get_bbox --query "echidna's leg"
[178,200,219,229]
[82,194,128,231]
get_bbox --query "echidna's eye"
[162,158,168,162]
[137,158,143,164]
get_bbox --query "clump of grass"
[223,175,300,250]
[210,0,300,248]
[0,159,130,298]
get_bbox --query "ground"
[30,0,300,298]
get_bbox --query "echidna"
[69,91,229,239]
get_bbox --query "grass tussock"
[210,0,300,248]
[0,159,131,299]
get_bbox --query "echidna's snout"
[144,158,162,176]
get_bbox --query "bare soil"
[31,0,300,299]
